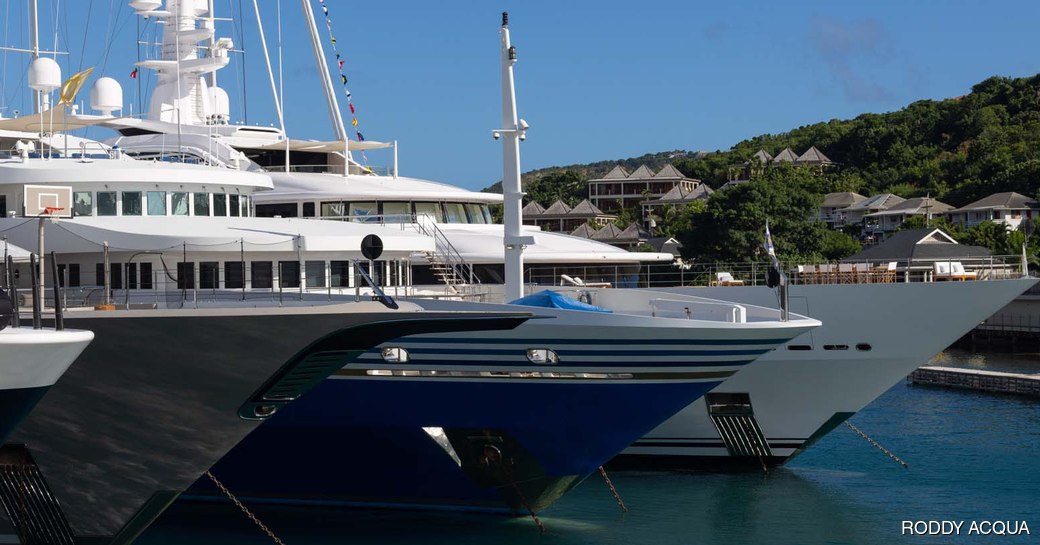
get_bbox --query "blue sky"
[1,1,1039,190]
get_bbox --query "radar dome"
[128,0,162,13]
[91,77,123,116]
[28,57,61,92]
[208,86,230,122]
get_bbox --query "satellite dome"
[90,77,124,116]
[28,57,61,92]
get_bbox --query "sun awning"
[247,138,392,153]
[0,109,114,132]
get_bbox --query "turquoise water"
[141,354,1039,545]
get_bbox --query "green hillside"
[487,74,1040,208]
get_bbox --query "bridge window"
[331,260,351,287]
[279,261,300,288]
[349,202,377,218]
[147,191,167,216]
[229,194,240,217]
[414,202,443,222]
[305,261,326,288]
[172,192,189,216]
[225,262,244,289]
[193,193,210,216]
[302,202,315,217]
[199,262,219,289]
[382,201,410,220]
[122,192,142,216]
[257,203,298,218]
[73,192,92,216]
[97,192,117,216]
[213,193,227,216]
[443,203,466,223]
[465,203,489,224]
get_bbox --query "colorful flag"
[130,67,138,79]
[59,67,94,105]
[338,60,344,70]
[349,103,355,114]
[352,117,358,127]
[356,132,364,141]
[341,75,347,85]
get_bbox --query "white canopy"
[0,109,114,132]
[246,138,393,153]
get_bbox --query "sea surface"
[140,350,1039,545]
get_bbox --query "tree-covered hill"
[486,74,1040,208]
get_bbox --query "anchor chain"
[482,445,546,534]
[205,471,289,545]
[844,421,909,468]
[597,466,628,513]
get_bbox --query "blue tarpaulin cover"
[508,290,613,313]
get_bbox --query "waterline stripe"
[333,369,734,381]
[391,337,788,346]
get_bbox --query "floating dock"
[908,366,1040,397]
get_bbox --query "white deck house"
[944,192,1038,230]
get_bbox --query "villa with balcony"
[588,164,702,213]
[944,192,1038,230]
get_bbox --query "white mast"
[497,12,532,302]
[29,0,41,113]
[299,0,347,143]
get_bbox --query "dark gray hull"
[5,304,528,542]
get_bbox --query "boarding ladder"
[704,393,773,459]
[0,444,75,545]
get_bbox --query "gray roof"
[643,184,713,205]
[719,179,749,191]
[569,224,596,238]
[844,228,991,262]
[648,236,683,255]
[845,193,906,212]
[627,165,655,180]
[600,165,630,179]
[653,164,685,179]
[751,149,773,163]
[796,146,832,164]
[521,201,545,216]
[568,199,610,217]
[821,192,867,208]
[615,223,648,242]
[951,192,1037,212]
[866,197,954,217]
[541,200,573,217]
[772,148,799,163]
[591,223,623,241]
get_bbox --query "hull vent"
[0,444,75,545]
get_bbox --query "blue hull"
[0,385,49,443]
[188,377,721,514]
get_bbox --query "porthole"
[253,405,277,418]
[526,348,560,365]
[381,347,410,363]
[823,344,849,351]
[786,345,813,351]
[856,343,872,351]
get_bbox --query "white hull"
[0,327,94,390]
[622,278,1036,464]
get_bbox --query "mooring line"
[844,421,909,468]
[597,466,628,513]
[205,470,288,545]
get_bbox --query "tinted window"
[140,262,153,289]
[122,192,142,216]
[213,193,227,216]
[97,192,117,216]
[229,194,240,217]
[225,262,244,289]
[331,261,351,287]
[279,261,301,288]
[256,203,298,218]
[147,191,166,216]
[302,202,315,217]
[251,261,273,289]
[73,192,93,216]
[171,192,189,215]
[305,261,326,288]
[193,193,210,216]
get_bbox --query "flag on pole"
[130,67,138,79]
[764,221,779,269]
[59,67,95,105]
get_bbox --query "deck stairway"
[413,220,480,294]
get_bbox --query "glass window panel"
[349,202,377,219]
[251,261,273,289]
[110,263,123,290]
[302,202,315,217]
[127,263,138,290]
[229,194,240,217]
[481,205,493,223]
[443,203,466,223]
[241,195,250,217]
[225,262,244,289]
[321,201,345,217]
[147,191,167,216]
[97,192,117,216]
[122,192,142,216]
[279,261,300,288]
[171,192,189,216]
[414,202,443,222]
[140,262,153,290]
[176,262,195,289]
[95,263,104,287]
[193,193,210,216]
[199,262,219,289]
[382,202,410,222]
[213,193,227,216]
[305,261,326,288]
[330,261,351,287]
[73,192,93,216]
[465,203,488,224]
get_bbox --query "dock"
[908,366,1040,397]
